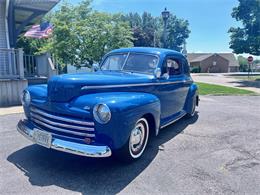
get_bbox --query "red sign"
[248,56,253,63]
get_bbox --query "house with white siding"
[0,0,59,106]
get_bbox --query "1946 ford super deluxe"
[17,47,199,161]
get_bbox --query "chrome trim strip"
[31,118,95,137]
[17,120,34,142]
[31,113,95,132]
[120,52,130,70]
[160,111,186,129]
[17,120,111,158]
[51,139,111,158]
[81,80,187,90]
[31,107,95,126]
[183,79,193,84]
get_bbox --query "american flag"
[24,22,53,39]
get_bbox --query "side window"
[163,57,182,76]
[182,58,190,75]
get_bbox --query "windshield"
[101,53,159,74]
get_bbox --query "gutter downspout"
[5,0,10,49]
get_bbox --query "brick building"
[187,53,239,73]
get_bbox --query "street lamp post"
[161,7,170,48]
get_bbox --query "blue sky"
[69,0,248,55]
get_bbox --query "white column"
[17,48,24,79]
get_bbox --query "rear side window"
[182,58,190,75]
[162,57,182,76]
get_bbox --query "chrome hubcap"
[129,118,149,158]
[130,124,144,152]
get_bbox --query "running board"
[160,111,186,129]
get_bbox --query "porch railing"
[24,52,57,78]
[24,54,37,77]
[0,48,24,79]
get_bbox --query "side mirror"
[92,64,100,72]
[154,68,161,79]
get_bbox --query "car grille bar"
[30,107,95,139]
[31,118,95,137]
[31,113,94,131]
[30,107,94,126]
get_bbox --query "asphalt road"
[0,96,260,195]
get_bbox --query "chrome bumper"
[17,120,112,158]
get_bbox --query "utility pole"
[153,31,156,47]
[182,41,187,58]
[161,8,170,48]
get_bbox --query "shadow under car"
[7,113,198,194]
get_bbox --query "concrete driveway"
[192,73,260,94]
[0,96,260,195]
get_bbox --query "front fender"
[26,84,47,102]
[23,85,47,117]
[71,92,161,150]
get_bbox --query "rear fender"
[184,83,198,114]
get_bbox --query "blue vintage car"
[17,47,199,161]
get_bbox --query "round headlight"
[93,104,111,124]
[21,90,31,106]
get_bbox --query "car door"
[182,57,193,97]
[156,55,188,123]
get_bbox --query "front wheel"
[115,118,149,162]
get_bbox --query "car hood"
[47,71,154,102]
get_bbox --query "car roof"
[108,47,184,58]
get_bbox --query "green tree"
[164,14,190,51]
[17,37,46,54]
[18,1,190,67]
[35,1,133,67]
[123,11,190,50]
[237,55,248,72]
[229,0,260,55]
[123,12,157,47]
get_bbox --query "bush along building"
[187,53,239,73]
[0,0,59,106]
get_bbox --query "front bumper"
[17,120,112,158]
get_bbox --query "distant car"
[17,47,199,161]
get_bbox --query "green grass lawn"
[196,82,256,95]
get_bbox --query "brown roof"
[187,53,239,67]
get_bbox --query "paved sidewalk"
[192,73,260,94]
[0,106,23,116]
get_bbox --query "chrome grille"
[30,107,95,139]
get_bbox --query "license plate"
[33,129,52,148]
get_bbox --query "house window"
[213,61,217,66]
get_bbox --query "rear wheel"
[115,118,149,162]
